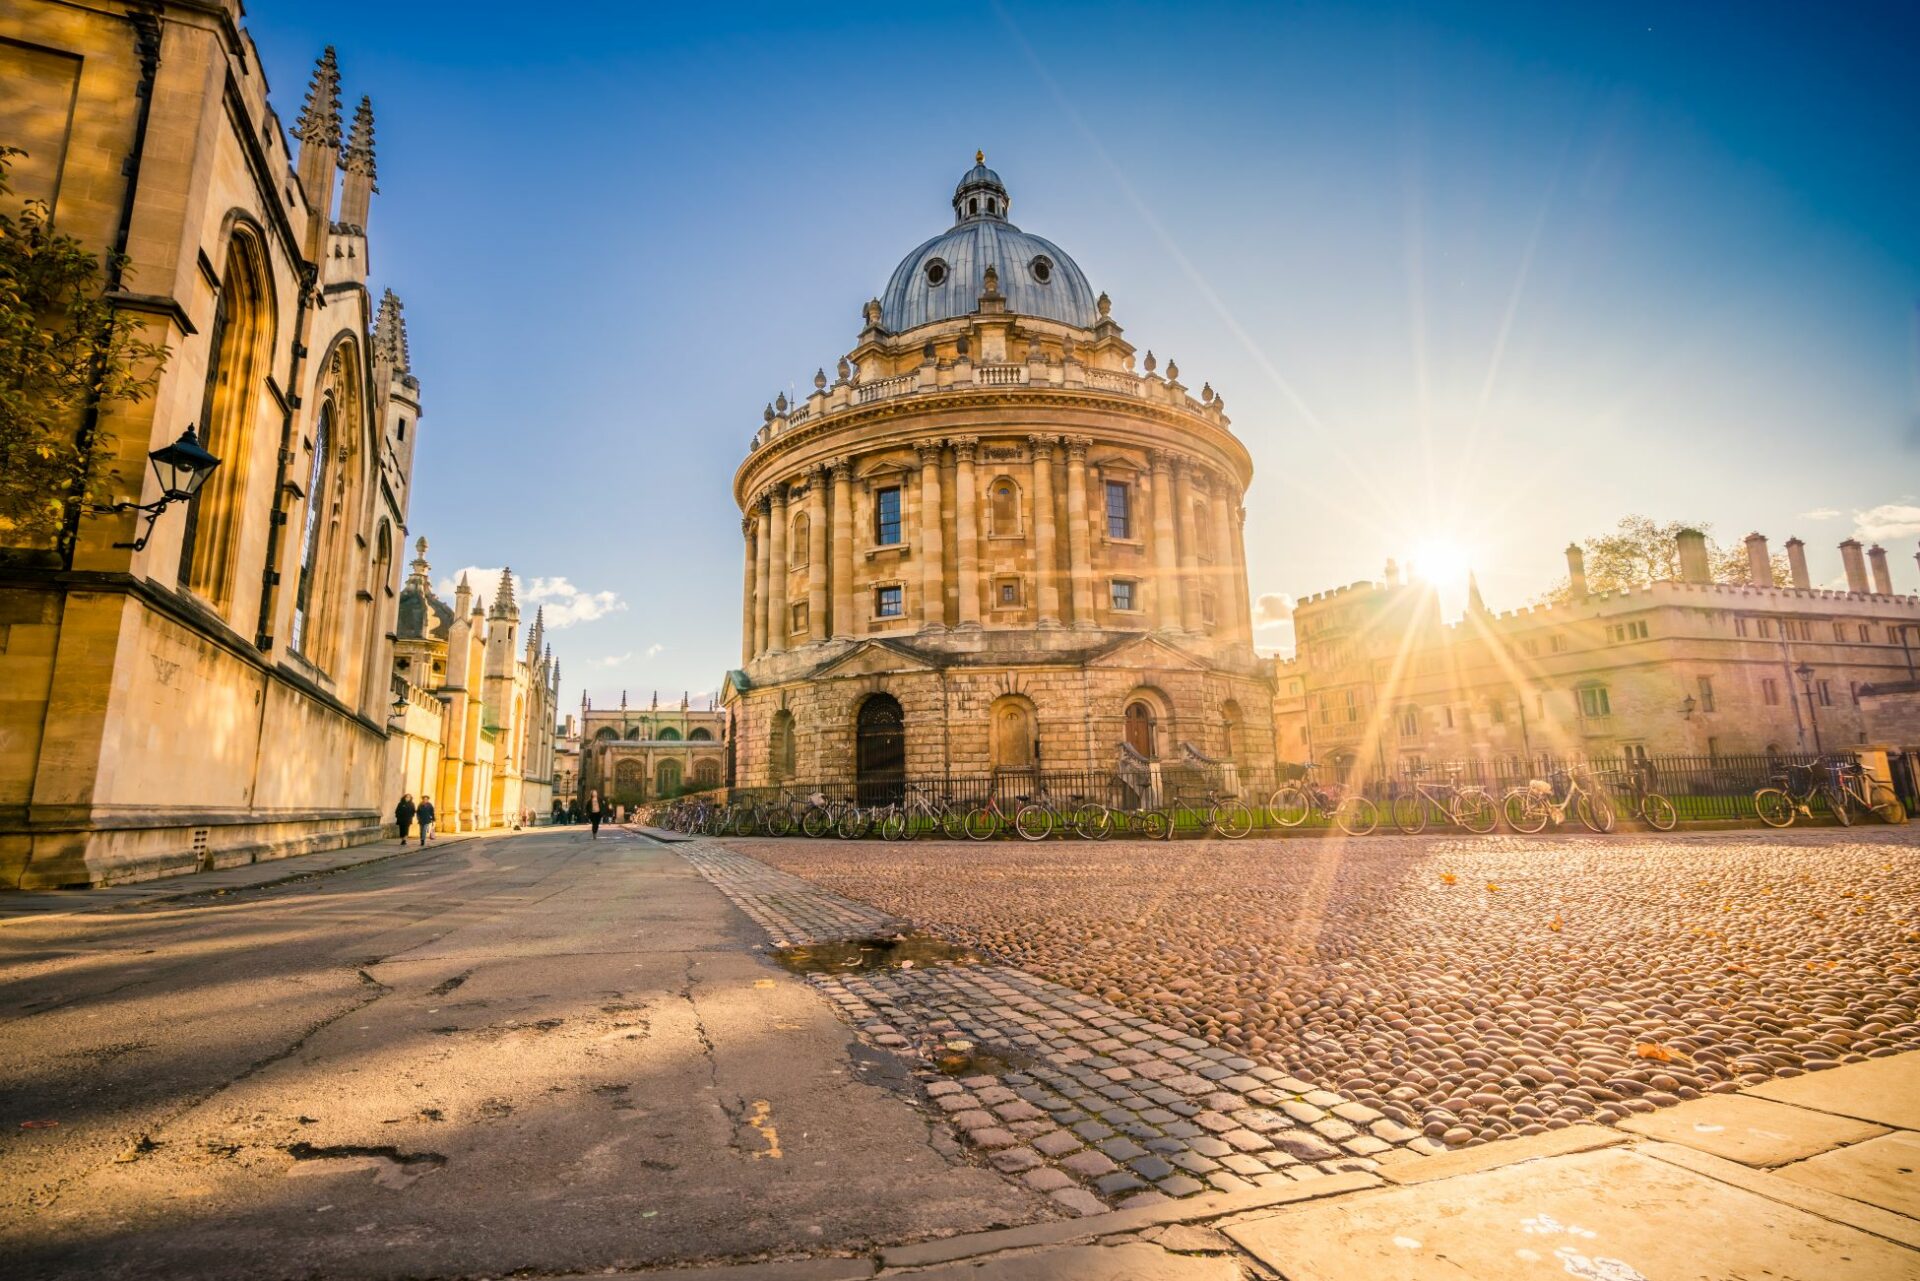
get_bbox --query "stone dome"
[878,156,1098,333]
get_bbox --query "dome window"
[969,198,979,215]
[925,258,948,287]
[1030,255,1053,284]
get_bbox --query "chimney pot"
[1565,544,1589,598]
[1784,537,1811,589]
[1743,532,1771,585]
[1675,528,1711,584]
[1867,544,1893,595]
[1840,539,1870,593]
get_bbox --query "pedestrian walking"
[417,796,436,845]
[394,793,415,843]
[586,790,603,839]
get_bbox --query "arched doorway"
[1124,700,1158,759]
[990,695,1037,772]
[855,694,906,805]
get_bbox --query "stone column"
[952,436,981,628]
[767,484,789,653]
[1209,472,1238,639]
[1234,505,1255,647]
[917,440,945,630]
[1174,457,1202,631]
[807,465,828,640]
[740,513,756,666]
[752,494,770,658]
[1030,435,1061,626]
[1149,449,1181,631]
[1065,436,1094,628]
[830,458,854,639]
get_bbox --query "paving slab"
[1636,1139,1920,1252]
[1224,1146,1917,1281]
[1775,1131,1920,1220]
[893,1241,1242,1280]
[1744,1054,1920,1130]
[1617,1092,1887,1166]
[1375,1124,1623,1186]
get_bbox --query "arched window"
[990,476,1021,537]
[770,709,796,781]
[790,512,810,568]
[1193,501,1214,560]
[614,758,643,796]
[656,759,683,797]
[1124,700,1158,759]
[288,402,332,656]
[693,759,721,789]
[989,695,1037,772]
[359,521,394,711]
[658,727,681,741]
[179,226,272,610]
[688,727,713,741]
[594,727,618,741]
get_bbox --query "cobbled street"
[742,827,1920,1149]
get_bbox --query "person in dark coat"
[416,796,437,846]
[586,790,603,839]
[394,794,415,843]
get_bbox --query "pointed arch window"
[289,403,332,656]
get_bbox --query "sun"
[1411,537,1472,592]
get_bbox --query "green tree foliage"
[1540,514,1788,603]
[0,148,168,549]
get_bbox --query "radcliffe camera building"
[724,157,1271,793]
[1,4,425,884]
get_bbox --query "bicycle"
[1503,765,1615,834]
[964,789,1051,841]
[1268,764,1380,836]
[1827,758,1906,825]
[1389,764,1498,835]
[1023,781,1117,841]
[1604,760,1677,832]
[1757,759,1903,827]
[798,790,844,839]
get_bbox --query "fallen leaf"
[1548,915,1564,932]
[1439,873,1458,886]
[1486,882,1501,893]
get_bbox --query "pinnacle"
[342,95,377,183]
[293,46,342,147]
[374,290,410,372]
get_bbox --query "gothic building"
[389,544,559,831]
[576,696,726,810]
[724,157,1272,794]
[1,3,422,885]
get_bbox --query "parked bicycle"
[1268,763,1379,836]
[963,788,1050,841]
[1604,759,1678,831]
[1503,765,1615,834]
[1389,764,1498,835]
[1756,759,1903,827]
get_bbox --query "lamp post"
[91,425,222,552]
[1795,662,1824,756]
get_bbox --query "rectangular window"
[1443,707,1455,729]
[1817,679,1832,707]
[1398,707,1419,736]
[1861,623,1871,642]
[1550,634,1566,653]
[1834,622,1847,642]
[1697,675,1715,713]
[875,487,902,546]
[1734,616,1749,638]
[1490,700,1505,724]
[1105,481,1131,538]
[1343,690,1359,723]
[997,579,1021,606]
[1523,638,1540,656]
[1707,736,1720,759]
[790,602,809,636]
[1110,579,1137,611]
[875,584,903,618]
[1579,687,1611,718]
[1201,592,1216,625]
[1757,618,1772,638]
[1762,677,1779,706]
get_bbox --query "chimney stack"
[1675,528,1711,584]
[1840,539,1870,593]
[1744,532,1771,585]
[1566,544,1588,598]
[1868,544,1893,595]
[1785,537,1811,589]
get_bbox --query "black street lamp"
[93,425,223,552]
[1794,662,1824,756]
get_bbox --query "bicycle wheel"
[1753,788,1795,828]
[1391,793,1429,835]
[1074,803,1114,840]
[1014,804,1054,841]
[940,807,970,841]
[1216,801,1255,839]
[963,806,998,841]
[1269,785,1311,828]
[1503,789,1550,834]
[1870,785,1906,825]
[1456,788,1499,835]
[1576,791,1615,834]
[1641,793,1678,832]
[1824,786,1854,827]
[1155,807,1179,840]
[800,807,834,839]
[764,808,793,838]
[877,808,907,841]
[835,808,870,839]
[731,808,757,837]
[1334,796,1379,836]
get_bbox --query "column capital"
[1170,452,1196,476]
[806,459,829,479]
[1148,447,1174,471]
[830,456,853,481]
[915,438,943,464]
[1028,432,1059,459]
[950,435,979,461]
[741,513,754,535]
[768,482,790,508]
[1066,435,1092,461]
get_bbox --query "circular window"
[926,259,948,287]
[1030,256,1053,284]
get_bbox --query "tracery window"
[289,404,332,656]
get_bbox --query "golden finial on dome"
[976,149,984,164]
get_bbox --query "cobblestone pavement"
[736,827,1920,1151]
[677,840,1432,1216]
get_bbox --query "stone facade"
[724,159,1272,792]
[387,544,558,832]
[1,4,423,885]
[1274,532,1920,777]
[576,698,727,808]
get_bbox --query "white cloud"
[645,643,666,659]
[592,652,632,668]
[1253,592,1296,627]
[437,567,628,629]
[1854,504,1920,544]
[1800,508,1841,521]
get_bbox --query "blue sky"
[246,1,1920,709]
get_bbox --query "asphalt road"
[0,829,1040,1280]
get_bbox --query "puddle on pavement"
[771,933,978,976]
[929,1041,1033,1077]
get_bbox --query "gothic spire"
[490,568,519,621]
[293,47,343,147]
[1466,571,1488,615]
[373,289,410,373]
[341,96,377,182]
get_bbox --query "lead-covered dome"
[878,155,1099,333]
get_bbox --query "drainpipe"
[61,13,162,568]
